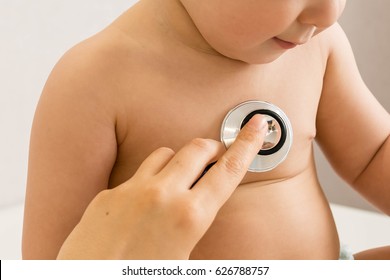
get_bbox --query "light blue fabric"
[339,244,354,260]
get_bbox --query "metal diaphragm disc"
[220,100,293,172]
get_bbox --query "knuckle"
[189,138,214,152]
[155,146,175,157]
[219,153,245,177]
[174,198,204,228]
[144,181,170,205]
[237,127,258,145]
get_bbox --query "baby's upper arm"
[23,40,120,259]
[316,23,390,184]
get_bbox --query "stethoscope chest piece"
[221,100,293,172]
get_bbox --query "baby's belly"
[189,168,340,260]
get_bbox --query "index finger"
[193,114,268,211]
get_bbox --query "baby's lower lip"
[273,37,297,49]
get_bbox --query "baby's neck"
[148,0,220,56]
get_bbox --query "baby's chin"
[231,53,287,65]
[218,47,289,65]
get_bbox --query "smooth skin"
[24,0,390,259]
[57,115,268,259]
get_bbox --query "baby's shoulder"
[311,22,352,59]
[46,27,142,101]
[39,28,137,127]
[57,29,131,76]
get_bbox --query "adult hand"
[57,115,268,259]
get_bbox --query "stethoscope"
[220,100,293,172]
[192,100,293,187]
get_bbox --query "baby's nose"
[298,0,346,30]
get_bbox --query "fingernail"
[260,117,268,129]
[258,117,268,134]
[244,114,267,132]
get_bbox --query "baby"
[23,0,390,259]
